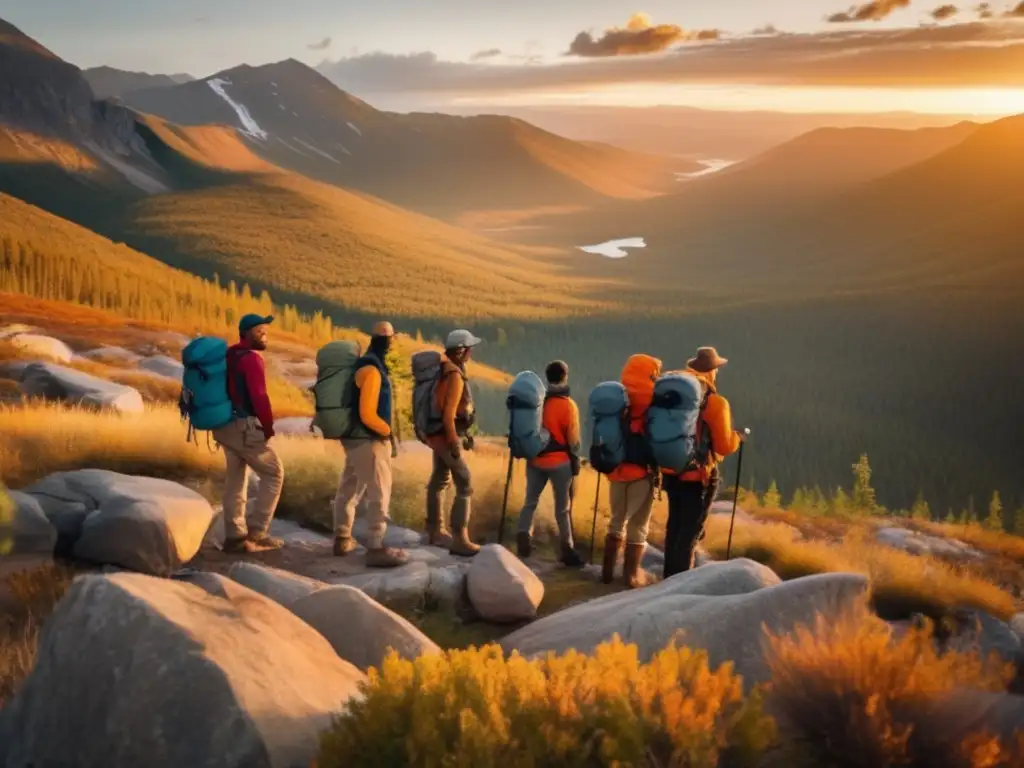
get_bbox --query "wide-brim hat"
[687,346,728,373]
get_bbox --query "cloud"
[566,12,719,58]
[827,0,912,23]
[931,4,959,19]
[976,2,993,18]
[752,24,781,35]
[307,37,332,51]
[317,21,1024,98]
[470,48,503,61]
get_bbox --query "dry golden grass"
[766,608,1018,768]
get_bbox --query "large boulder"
[502,568,869,688]
[291,585,441,671]
[8,490,58,555]
[18,362,144,413]
[944,609,1023,665]
[138,354,184,380]
[1012,613,1024,642]
[875,527,984,561]
[4,332,73,363]
[79,345,141,365]
[24,470,217,576]
[227,562,327,607]
[1,572,366,768]
[467,544,545,623]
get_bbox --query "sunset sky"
[7,0,1024,114]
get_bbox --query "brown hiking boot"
[248,533,284,551]
[449,496,480,557]
[426,489,453,548]
[333,535,359,557]
[365,547,409,569]
[602,533,623,584]
[516,532,532,558]
[623,542,649,589]
[427,525,453,548]
[223,537,256,554]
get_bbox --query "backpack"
[179,336,235,434]
[411,350,444,443]
[587,381,630,474]
[646,372,710,474]
[506,371,567,460]
[311,340,360,439]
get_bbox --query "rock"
[502,569,868,689]
[138,355,184,380]
[0,323,36,340]
[1011,613,1024,642]
[709,501,757,526]
[291,585,441,671]
[334,561,432,604]
[25,470,216,576]
[428,564,468,608]
[173,570,235,599]
[642,544,665,571]
[8,491,57,555]
[3,332,73,363]
[945,609,1023,665]
[467,544,545,623]
[18,362,144,414]
[227,562,327,607]
[2,572,366,768]
[875,527,984,561]
[79,346,141,365]
[352,517,423,549]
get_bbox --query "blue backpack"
[506,371,560,460]
[179,337,236,436]
[646,372,710,474]
[587,381,631,474]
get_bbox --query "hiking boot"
[426,489,454,548]
[365,547,409,569]
[223,537,256,554]
[248,533,284,551]
[333,535,359,557]
[449,496,480,557]
[560,542,585,569]
[623,542,649,589]
[601,533,623,584]
[516,532,532,558]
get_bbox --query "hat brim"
[239,315,274,333]
[688,355,728,372]
[464,335,482,347]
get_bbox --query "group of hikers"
[181,313,745,588]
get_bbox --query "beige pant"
[333,439,392,550]
[213,417,284,542]
[608,477,655,545]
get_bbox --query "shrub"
[316,637,776,768]
[765,611,1016,768]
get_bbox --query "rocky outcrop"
[8,490,57,555]
[502,566,869,689]
[1,572,366,768]
[24,469,216,576]
[1,332,73,363]
[226,562,326,607]
[291,585,441,671]
[19,362,144,413]
[875,527,984,560]
[137,354,184,380]
[467,544,545,623]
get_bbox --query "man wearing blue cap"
[212,313,285,553]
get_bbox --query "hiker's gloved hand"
[462,435,475,452]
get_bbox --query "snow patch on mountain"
[347,122,362,136]
[277,137,310,157]
[207,78,268,140]
[293,138,340,164]
[336,143,352,156]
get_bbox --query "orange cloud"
[567,12,719,58]
[828,0,911,23]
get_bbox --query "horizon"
[6,1,1024,116]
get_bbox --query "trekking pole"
[498,448,514,546]
[725,428,751,561]
[589,472,602,565]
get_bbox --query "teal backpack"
[506,371,556,460]
[646,372,710,474]
[179,337,236,437]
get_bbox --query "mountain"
[119,59,693,220]
[83,66,194,100]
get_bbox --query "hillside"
[83,66,193,100]
[120,59,693,219]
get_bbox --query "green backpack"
[311,341,360,439]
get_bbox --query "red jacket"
[226,341,275,438]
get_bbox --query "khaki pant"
[608,476,655,545]
[333,439,392,550]
[213,417,284,542]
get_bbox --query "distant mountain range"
[83,66,194,100]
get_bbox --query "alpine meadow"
[1,4,1024,767]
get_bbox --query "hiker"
[213,314,285,553]
[603,354,663,588]
[661,347,744,577]
[331,321,408,568]
[515,360,585,567]
[424,329,482,556]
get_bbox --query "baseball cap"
[446,329,482,349]
[239,313,274,335]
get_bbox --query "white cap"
[446,329,482,349]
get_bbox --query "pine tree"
[831,487,851,517]
[983,491,1004,532]
[790,488,807,513]
[762,480,781,510]
[910,491,931,521]
[944,510,956,524]
[851,454,879,515]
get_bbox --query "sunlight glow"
[454,84,1024,116]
